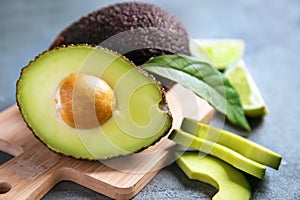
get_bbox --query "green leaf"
[141,54,251,131]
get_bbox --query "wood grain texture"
[0,84,214,200]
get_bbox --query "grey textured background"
[0,0,299,199]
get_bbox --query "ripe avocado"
[176,151,251,200]
[181,118,282,169]
[169,129,266,179]
[49,2,189,66]
[16,45,172,160]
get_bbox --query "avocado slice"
[16,45,172,160]
[49,2,189,66]
[169,129,266,179]
[181,118,282,169]
[176,151,251,200]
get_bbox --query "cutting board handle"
[0,142,65,200]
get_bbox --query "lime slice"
[190,39,245,70]
[225,60,268,117]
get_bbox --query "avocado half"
[16,45,172,160]
[49,1,189,65]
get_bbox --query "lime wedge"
[225,60,268,117]
[190,39,245,70]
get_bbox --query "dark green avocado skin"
[49,1,189,65]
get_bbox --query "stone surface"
[1,0,300,199]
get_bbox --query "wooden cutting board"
[0,84,214,200]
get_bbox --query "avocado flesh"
[176,152,251,200]
[181,118,282,169]
[16,45,172,160]
[169,129,266,179]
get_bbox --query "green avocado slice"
[16,45,172,160]
[176,151,251,200]
[169,129,266,179]
[181,118,282,169]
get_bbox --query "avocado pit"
[56,73,115,129]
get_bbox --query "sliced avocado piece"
[16,45,172,160]
[49,2,189,66]
[169,129,266,179]
[176,151,251,200]
[181,118,282,169]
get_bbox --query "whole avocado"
[50,1,189,65]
